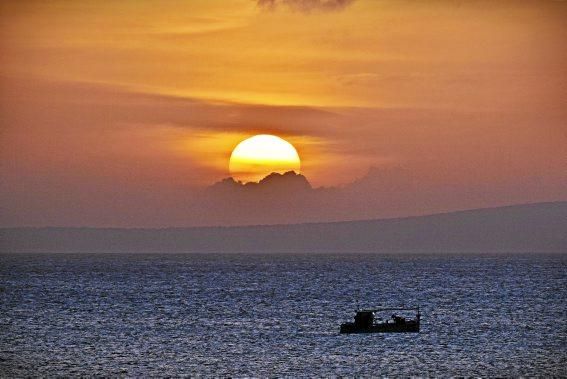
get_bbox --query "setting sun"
[229,134,301,183]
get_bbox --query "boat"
[340,307,421,333]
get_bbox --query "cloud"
[256,0,355,13]
[2,75,566,227]
[200,166,564,227]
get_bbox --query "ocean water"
[0,253,565,377]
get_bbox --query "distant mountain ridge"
[1,201,566,254]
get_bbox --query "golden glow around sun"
[229,135,301,183]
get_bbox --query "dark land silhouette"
[2,201,565,254]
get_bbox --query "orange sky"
[1,0,566,227]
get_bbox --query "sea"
[1,253,565,377]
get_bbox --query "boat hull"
[340,322,419,334]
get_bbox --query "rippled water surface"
[1,253,566,376]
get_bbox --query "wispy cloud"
[256,0,355,13]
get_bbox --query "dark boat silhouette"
[340,307,421,334]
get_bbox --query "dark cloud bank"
[196,170,566,227]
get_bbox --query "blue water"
[1,253,565,376]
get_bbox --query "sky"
[1,0,566,227]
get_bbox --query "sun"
[229,134,301,183]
